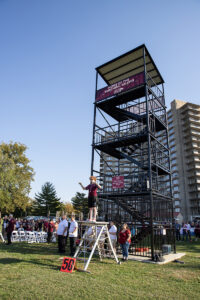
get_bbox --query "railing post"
[91,71,98,176]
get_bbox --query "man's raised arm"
[79,182,87,190]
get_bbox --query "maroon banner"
[112,176,124,189]
[96,72,144,102]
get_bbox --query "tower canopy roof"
[96,44,164,86]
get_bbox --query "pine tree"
[71,192,88,217]
[34,182,61,216]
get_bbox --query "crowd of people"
[175,220,200,241]
[0,215,133,260]
[0,215,59,244]
[2,214,199,261]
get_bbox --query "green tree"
[0,142,34,216]
[34,182,62,216]
[71,192,88,217]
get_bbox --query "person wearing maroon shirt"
[47,220,55,243]
[44,220,49,232]
[118,223,131,261]
[26,224,32,231]
[79,176,101,222]
[6,214,16,245]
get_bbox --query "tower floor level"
[90,44,175,260]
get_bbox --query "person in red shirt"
[47,220,55,243]
[118,223,131,261]
[79,176,101,222]
[6,214,16,245]
[26,224,32,231]
[44,220,49,232]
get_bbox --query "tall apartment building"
[168,99,200,221]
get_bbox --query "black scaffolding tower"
[91,44,175,260]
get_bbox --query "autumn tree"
[64,202,75,215]
[0,142,34,216]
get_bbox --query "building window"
[189,179,195,184]
[171,159,177,165]
[173,179,179,185]
[172,172,179,178]
[174,193,180,199]
[170,145,176,152]
[175,208,180,212]
[168,116,173,123]
[171,153,176,159]
[171,165,177,171]
[169,139,175,146]
[106,172,112,175]
[168,110,172,117]
[173,186,179,192]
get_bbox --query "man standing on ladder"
[79,176,101,222]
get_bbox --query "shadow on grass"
[0,241,199,272]
[167,261,200,271]
[0,242,70,271]
[176,241,200,254]
[0,258,22,264]
[0,257,60,271]
[0,242,64,256]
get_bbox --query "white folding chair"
[11,231,19,242]
[41,232,47,243]
[25,231,29,241]
[35,232,42,243]
[52,232,57,243]
[27,231,36,243]
[18,230,26,242]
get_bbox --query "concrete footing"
[120,252,186,265]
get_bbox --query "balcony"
[188,117,200,124]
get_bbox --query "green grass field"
[0,240,199,300]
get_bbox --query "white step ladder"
[74,221,120,272]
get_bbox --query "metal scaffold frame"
[74,221,120,272]
[90,44,175,260]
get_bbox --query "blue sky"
[0,0,200,203]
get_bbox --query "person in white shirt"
[97,226,107,256]
[186,222,191,241]
[84,225,95,250]
[86,226,94,240]
[57,215,68,253]
[15,218,20,230]
[86,226,93,237]
[108,221,117,251]
[68,215,78,256]
[18,224,24,232]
